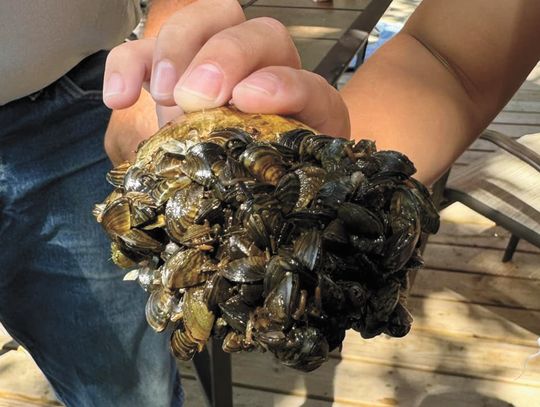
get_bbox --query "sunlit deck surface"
[1,1,539,406]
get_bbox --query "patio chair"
[434,129,540,261]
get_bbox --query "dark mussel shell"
[219,294,251,332]
[240,143,287,186]
[274,172,300,214]
[273,326,329,372]
[221,256,266,283]
[276,128,314,152]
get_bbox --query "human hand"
[103,87,184,165]
[102,0,350,161]
[103,90,158,166]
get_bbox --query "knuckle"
[156,23,202,53]
[106,39,152,64]
[106,42,133,63]
[252,17,300,67]
[208,31,253,61]
[221,0,246,22]
[158,22,189,40]
[308,70,331,89]
[253,17,289,37]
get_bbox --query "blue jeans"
[0,51,182,407]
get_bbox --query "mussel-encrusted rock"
[94,107,439,372]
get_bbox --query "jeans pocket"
[57,51,109,101]
[58,75,103,101]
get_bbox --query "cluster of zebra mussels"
[94,107,439,371]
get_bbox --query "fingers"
[150,0,245,105]
[104,0,244,109]
[104,0,299,114]
[103,38,155,109]
[173,17,300,112]
[232,66,351,138]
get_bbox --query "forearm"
[341,33,481,185]
[342,0,540,185]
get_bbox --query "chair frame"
[432,129,540,262]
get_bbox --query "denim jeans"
[0,51,182,407]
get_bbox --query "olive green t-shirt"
[0,0,141,105]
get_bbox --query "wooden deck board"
[486,123,540,138]
[336,330,540,386]
[407,297,539,347]
[429,221,540,253]
[412,268,540,310]
[423,243,540,279]
[0,347,59,406]
[494,111,540,126]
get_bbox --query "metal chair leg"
[502,234,520,263]
[209,338,233,407]
[192,338,233,407]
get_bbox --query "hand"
[103,88,186,165]
[103,89,158,165]
[102,0,350,151]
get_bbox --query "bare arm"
[341,0,540,184]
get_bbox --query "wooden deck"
[2,2,540,406]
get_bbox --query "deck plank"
[0,347,58,406]
[423,243,540,280]
[408,297,540,346]
[429,221,540,253]
[455,150,495,165]
[337,329,540,386]
[494,111,540,126]
[412,268,540,310]
[486,123,540,138]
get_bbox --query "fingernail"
[178,63,223,101]
[104,72,124,97]
[151,59,178,99]
[239,72,280,96]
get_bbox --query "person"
[103,0,540,187]
[1,0,538,405]
[0,1,197,406]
